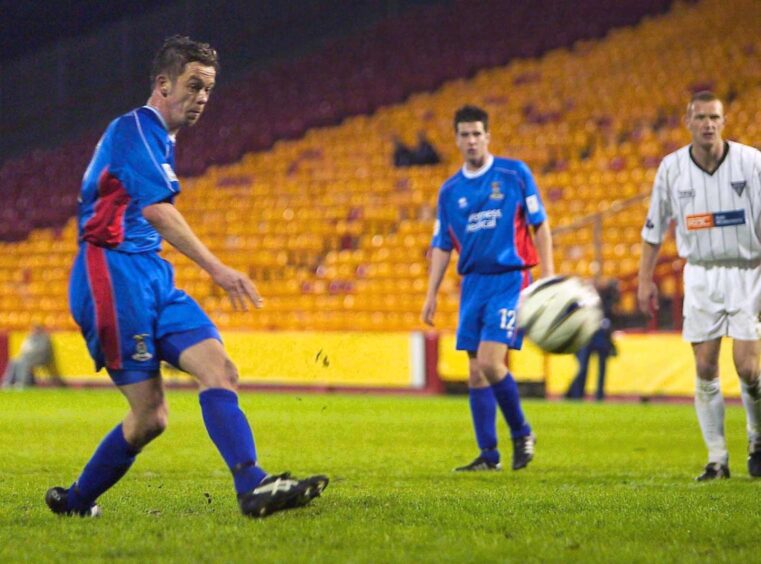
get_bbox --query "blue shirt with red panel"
[431,155,546,275]
[78,106,179,252]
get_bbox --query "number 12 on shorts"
[499,308,516,338]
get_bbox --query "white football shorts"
[682,262,761,342]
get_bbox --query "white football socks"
[695,377,727,465]
[740,377,761,448]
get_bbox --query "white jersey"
[642,141,761,264]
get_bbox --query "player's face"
[686,99,725,150]
[164,62,216,130]
[455,121,490,168]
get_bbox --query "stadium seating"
[0,0,672,244]
[1,0,759,332]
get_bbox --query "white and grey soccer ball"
[517,276,602,354]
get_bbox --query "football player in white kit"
[638,91,761,480]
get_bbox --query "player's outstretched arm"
[421,247,451,326]
[532,221,555,278]
[143,202,263,311]
[637,241,661,317]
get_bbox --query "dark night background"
[0,0,443,162]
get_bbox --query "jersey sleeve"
[109,115,179,209]
[518,162,547,225]
[431,189,453,251]
[641,159,673,244]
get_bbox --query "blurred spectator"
[1,325,65,389]
[392,135,415,167]
[392,132,441,167]
[565,279,620,401]
[411,131,441,165]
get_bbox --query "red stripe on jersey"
[448,226,461,253]
[520,269,532,290]
[85,244,122,370]
[82,169,131,248]
[513,205,538,268]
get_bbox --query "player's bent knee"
[143,410,168,441]
[468,371,489,387]
[197,357,238,390]
[736,363,759,384]
[695,361,719,380]
[476,359,503,380]
[224,358,240,387]
[137,403,168,441]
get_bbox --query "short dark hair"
[150,35,219,86]
[687,90,721,113]
[454,105,489,132]
[690,90,719,104]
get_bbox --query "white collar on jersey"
[142,105,176,142]
[461,154,494,179]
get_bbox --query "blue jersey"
[78,106,180,253]
[431,155,547,275]
[70,105,217,383]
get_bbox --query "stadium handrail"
[552,192,650,269]
[552,192,683,330]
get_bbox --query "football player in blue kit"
[422,105,554,471]
[45,36,327,518]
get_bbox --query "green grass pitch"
[0,389,758,562]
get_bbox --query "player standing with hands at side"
[46,36,327,518]
[422,105,554,472]
[638,91,761,481]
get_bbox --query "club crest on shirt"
[131,334,153,361]
[731,181,747,197]
[458,197,468,209]
[489,182,504,200]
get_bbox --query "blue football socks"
[67,423,138,512]
[199,388,267,495]
[491,374,532,439]
[468,386,499,463]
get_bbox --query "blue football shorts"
[69,244,220,385]
[456,270,531,352]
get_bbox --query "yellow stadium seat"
[5,0,760,331]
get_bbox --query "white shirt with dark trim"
[642,140,761,263]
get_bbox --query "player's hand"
[211,266,264,311]
[637,280,658,318]
[421,295,437,326]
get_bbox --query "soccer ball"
[517,276,602,354]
